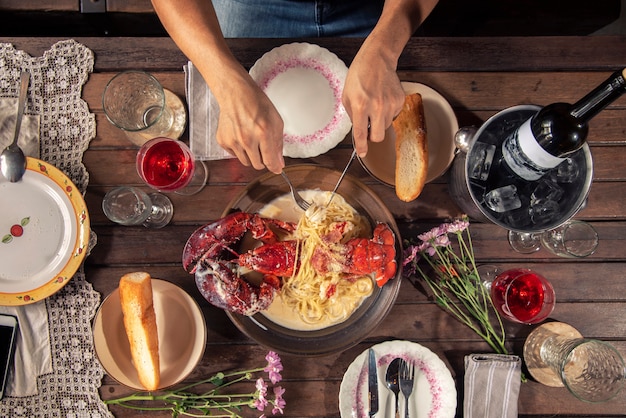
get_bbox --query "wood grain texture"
[4,36,626,417]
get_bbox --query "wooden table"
[2,35,625,417]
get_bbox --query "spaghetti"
[280,193,374,324]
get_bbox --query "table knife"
[368,348,379,417]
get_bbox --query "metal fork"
[399,360,415,418]
[281,171,311,211]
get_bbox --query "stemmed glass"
[508,220,598,257]
[136,137,208,195]
[102,186,173,228]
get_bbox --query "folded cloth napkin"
[0,302,52,397]
[0,97,40,158]
[184,61,235,161]
[464,353,521,418]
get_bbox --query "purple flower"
[264,351,283,384]
[271,386,286,415]
[253,378,269,411]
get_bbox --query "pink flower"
[253,378,269,411]
[447,218,470,234]
[271,386,286,415]
[264,351,283,384]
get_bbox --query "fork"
[399,360,415,418]
[281,171,311,211]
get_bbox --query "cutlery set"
[368,350,416,418]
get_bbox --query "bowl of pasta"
[220,164,403,356]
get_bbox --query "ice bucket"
[449,105,593,233]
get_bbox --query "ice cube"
[468,142,496,182]
[485,185,522,213]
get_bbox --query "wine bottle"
[502,68,626,181]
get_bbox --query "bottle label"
[502,119,565,181]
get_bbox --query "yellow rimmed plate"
[0,157,90,305]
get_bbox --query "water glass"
[524,322,625,403]
[540,220,599,258]
[136,137,208,195]
[490,268,555,324]
[103,71,176,145]
[102,186,173,228]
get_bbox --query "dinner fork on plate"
[399,359,415,418]
[281,171,311,211]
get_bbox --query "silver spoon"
[1,72,30,182]
[385,357,401,418]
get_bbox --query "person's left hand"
[342,44,406,157]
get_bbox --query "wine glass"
[507,230,542,254]
[489,268,555,324]
[102,70,186,146]
[523,321,625,403]
[541,220,599,258]
[102,186,173,229]
[508,220,598,257]
[136,137,208,195]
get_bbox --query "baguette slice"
[393,93,428,202]
[119,272,160,391]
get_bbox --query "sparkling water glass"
[541,220,599,258]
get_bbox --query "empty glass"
[102,186,173,228]
[541,220,599,258]
[508,220,598,257]
[102,71,186,146]
[524,322,625,403]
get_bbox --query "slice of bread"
[119,272,160,391]
[393,93,428,202]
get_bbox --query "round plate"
[358,82,458,186]
[93,279,206,390]
[221,164,402,356]
[249,43,352,158]
[0,157,90,305]
[123,89,187,146]
[339,340,457,418]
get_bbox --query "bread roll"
[119,272,160,391]
[393,93,428,202]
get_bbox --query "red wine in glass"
[137,137,195,192]
[490,268,555,324]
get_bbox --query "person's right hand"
[214,74,285,174]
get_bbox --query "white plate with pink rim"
[249,42,352,158]
[339,340,457,418]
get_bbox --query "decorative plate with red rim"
[0,157,90,305]
[339,340,457,418]
[249,42,352,158]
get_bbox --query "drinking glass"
[136,137,208,195]
[490,268,555,324]
[508,220,598,257]
[541,220,599,258]
[102,71,186,146]
[507,231,542,254]
[524,322,625,403]
[102,186,173,229]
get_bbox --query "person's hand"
[342,44,406,157]
[215,74,285,174]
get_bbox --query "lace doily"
[0,40,109,417]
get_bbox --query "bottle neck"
[570,68,626,124]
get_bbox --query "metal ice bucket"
[449,105,593,233]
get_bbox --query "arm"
[343,0,439,157]
[151,0,285,173]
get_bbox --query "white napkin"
[184,61,234,161]
[0,97,40,158]
[0,303,52,397]
[464,353,521,418]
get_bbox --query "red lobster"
[182,212,397,316]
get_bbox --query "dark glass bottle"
[502,68,626,181]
